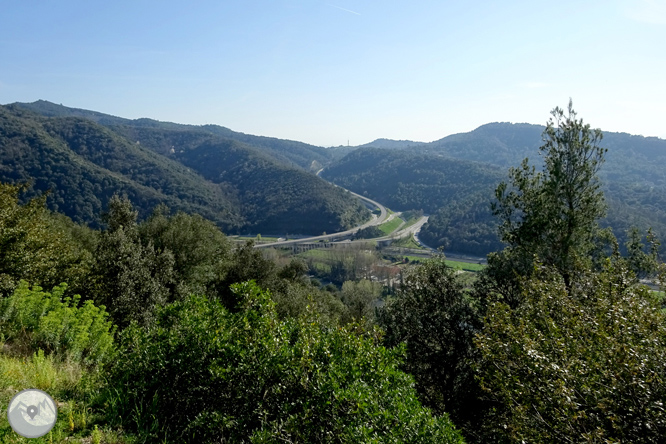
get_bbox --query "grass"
[400,217,421,230]
[378,217,404,236]
[391,234,425,250]
[445,259,486,272]
[0,350,135,443]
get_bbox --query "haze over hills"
[5,100,666,256]
[13,100,335,171]
[0,103,369,233]
[324,124,666,255]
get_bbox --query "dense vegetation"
[323,122,666,256]
[1,102,665,443]
[0,104,369,234]
[13,100,334,171]
[0,182,462,442]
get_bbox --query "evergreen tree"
[92,195,174,327]
[479,100,607,305]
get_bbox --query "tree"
[92,195,174,327]
[340,279,382,328]
[138,206,233,300]
[475,259,666,443]
[0,182,92,296]
[481,100,607,305]
[378,259,484,438]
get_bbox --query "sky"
[1,0,665,147]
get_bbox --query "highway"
[254,187,389,249]
[254,169,441,251]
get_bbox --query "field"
[391,234,425,249]
[378,217,404,235]
[445,259,485,272]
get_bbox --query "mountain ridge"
[0,104,369,233]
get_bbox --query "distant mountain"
[12,100,334,171]
[323,124,666,255]
[422,122,544,166]
[0,104,369,234]
[423,122,666,187]
[358,138,425,150]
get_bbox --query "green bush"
[107,281,464,443]
[0,281,116,366]
[475,260,666,442]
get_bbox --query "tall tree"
[92,195,174,327]
[378,258,483,438]
[481,100,607,304]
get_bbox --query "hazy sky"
[1,0,664,146]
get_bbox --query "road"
[254,187,389,249]
[253,169,438,252]
[373,215,429,242]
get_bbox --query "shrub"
[0,281,116,366]
[108,281,464,443]
[475,260,666,442]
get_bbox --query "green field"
[391,234,425,249]
[378,217,404,235]
[402,256,486,272]
[445,259,486,272]
[400,217,420,230]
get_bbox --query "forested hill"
[12,100,334,171]
[321,149,506,255]
[424,122,666,189]
[0,104,369,233]
[358,122,666,184]
[323,127,666,255]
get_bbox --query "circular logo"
[7,389,58,438]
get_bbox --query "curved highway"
[254,185,389,249]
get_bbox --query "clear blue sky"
[2,0,664,146]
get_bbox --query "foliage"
[340,279,382,328]
[378,259,485,439]
[473,101,610,309]
[92,196,174,327]
[0,281,115,366]
[107,281,465,443]
[0,182,92,296]
[138,206,233,299]
[0,104,369,235]
[352,225,384,240]
[475,261,666,443]
[492,100,607,288]
[624,227,660,279]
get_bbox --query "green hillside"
[321,149,505,254]
[13,100,334,170]
[0,105,243,229]
[323,132,666,256]
[0,105,369,234]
